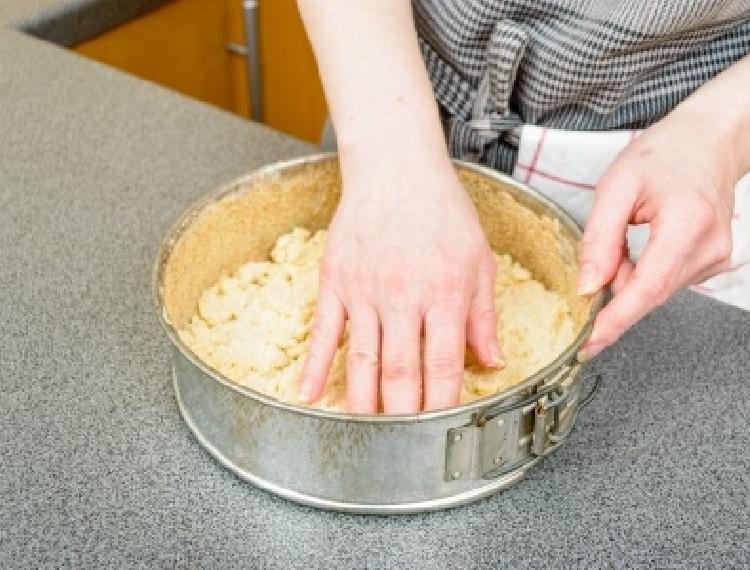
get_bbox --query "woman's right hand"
[295,0,501,412]
[298,151,503,413]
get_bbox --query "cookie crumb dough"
[178,227,576,411]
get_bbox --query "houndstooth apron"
[414,0,750,310]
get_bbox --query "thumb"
[578,169,639,295]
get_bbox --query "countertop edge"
[15,0,169,46]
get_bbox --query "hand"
[298,153,503,413]
[577,107,739,360]
[296,0,501,412]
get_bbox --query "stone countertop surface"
[1,1,749,567]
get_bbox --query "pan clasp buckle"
[531,372,602,456]
[445,410,520,482]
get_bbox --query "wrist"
[713,103,750,180]
[670,99,750,181]
[334,93,451,169]
[337,124,454,182]
[729,107,750,177]
[674,59,750,178]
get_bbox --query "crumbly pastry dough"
[178,227,575,411]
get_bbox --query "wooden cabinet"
[74,0,328,143]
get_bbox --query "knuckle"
[311,314,337,339]
[581,224,614,252]
[596,175,617,196]
[438,271,463,291]
[310,319,327,339]
[598,167,638,195]
[382,358,419,382]
[687,197,717,234]
[713,234,733,265]
[305,343,329,365]
[351,266,370,289]
[596,316,625,346]
[346,347,379,370]
[469,305,497,325]
[319,261,338,285]
[425,356,464,381]
[381,268,408,296]
[310,315,328,335]
[580,228,601,249]
[639,272,671,305]
[432,272,466,305]
[595,332,618,349]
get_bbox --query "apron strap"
[419,19,528,164]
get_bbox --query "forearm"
[670,53,750,178]
[297,0,448,174]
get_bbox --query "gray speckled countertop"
[1,2,749,567]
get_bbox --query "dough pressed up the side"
[178,227,575,411]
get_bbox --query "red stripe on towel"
[522,128,548,184]
[515,164,597,190]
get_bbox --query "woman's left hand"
[577,98,745,360]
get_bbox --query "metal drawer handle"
[224,0,263,121]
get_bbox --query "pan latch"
[444,369,602,482]
[531,372,602,456]
[445,410,520,481]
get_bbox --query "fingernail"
[577,263,600,296]
[577,342,604,362]
[488,342,505,368]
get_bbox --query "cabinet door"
[256,0,328,143]
[75,0,238,114]
[75,0,328,143]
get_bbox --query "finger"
[345,306,381,413]
[299,285,346,402]
[424,303,467,411]
[610,257,635,296]
[380,308,422,414]
[610,243,634,295]
[466,256,503,367]
[578,171,639,295]
[579,216,688,361]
